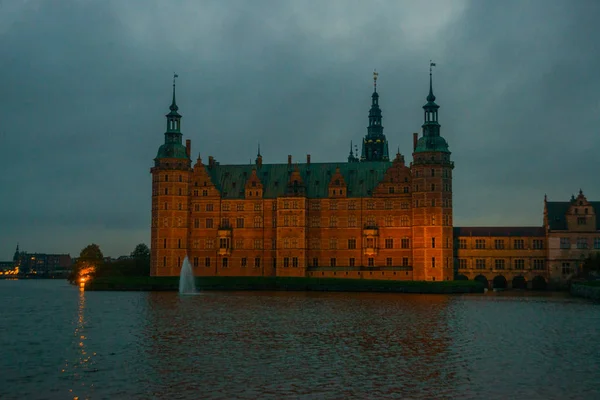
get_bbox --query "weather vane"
[429,60,436,74]
[173,72,179,86]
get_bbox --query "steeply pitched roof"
[546,201,600,230]
[454,227,545,237]
[206,161,394,199]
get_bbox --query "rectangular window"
[562,262,571,275]
[594,238,600,249]
[367,201,375,210]
[475,259,486,269]
[495,239,505,249]
[194,219,200,228]
[292,257,298,268]
[193,257,198,267]
[163,238,167,249]
[312,258,318,267]
[253,239,262,250]
[366,238,374,248]
[458,239,467,249]
[206,204,213,211]
[254,258,261,268]
[348,216,357,228]
[349,258,355,267]
[206,218,213,229]
[385,238,394,249]
[533,239,544,249]
[205,239,214,249]
[577,238,588,249]
[431,237,436,248]
[348,201,357,210]
[163,256,166,267]
[241,258,247,267]
[475,239,485,249]
[348,238,357,249]
[533,259,545,271]
[459,259,467,269]
[222,203,230,211]
[431,257,436,268]
[221,218,230,228]
[514,259,525,270]
[283,257,290,268]
[254,203,262,211]
[330,258,336,267]
[202,190,208,196]
[513,239,523,249]
[560,237,570,249]
[219,238,229,249]
[386,257,392,267]
[401,238,410,249]
[205,257,210,267]
[329,238,337,250]
[222,258,228,268]
[236,218,244,228]
[368,258,374,267]
[402,257,409,267]
[577,217,586,225]
[237,203,244,211]
[494,259,505,270]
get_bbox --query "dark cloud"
[0,0,598,258]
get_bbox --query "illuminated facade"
[149,72,599,288]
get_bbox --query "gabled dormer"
[245,168,263,199]
[566,189,597,231]
[373,151,412,196]
[328,167,347,198]
[191,155,220,198]
[285,167,306,196]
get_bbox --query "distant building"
[12,245,72,277]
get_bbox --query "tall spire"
[414,61,449,153]
[360,69,389,161]
[170,73,179,112]
[257,143,261,157]
[155,74,188,160]
[348,140,358,162]
[427,61,436,102]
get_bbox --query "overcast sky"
[1,0,598,259]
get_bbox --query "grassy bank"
[86,275,484,294]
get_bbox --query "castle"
[150,69,599,289]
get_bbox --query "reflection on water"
[0,281,599,400]
[63,287,97,400]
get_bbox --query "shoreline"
[85,276,485,294]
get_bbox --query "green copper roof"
[414,136,450,153]
[156,143,188,159]
[206,161,394,199]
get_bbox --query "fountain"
[178,256,197,295]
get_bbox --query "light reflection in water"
[63,287,96,400]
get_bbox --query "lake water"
[1,280,599,400]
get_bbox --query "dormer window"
[585,208,588,214]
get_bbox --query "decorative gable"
[328,167,347,198]
[192,157,220,198]
[566,190,597,231]
[285,167,306,197]
[373,153,412,196]
[244,168,263,199]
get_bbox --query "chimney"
[413,133,418,152]
[288,155,292,167]
[185,139,191,158]
[307,154,311,165]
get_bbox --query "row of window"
[458,238,545,250]
[166,256,415,269]
[559,237,600,249]
[457,258,546,270]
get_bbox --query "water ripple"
[0,282,599,399]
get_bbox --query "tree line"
[68,243,150,284]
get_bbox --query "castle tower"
[411,63,454,281]
[150,74,192,276]
[360,71,390,162]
